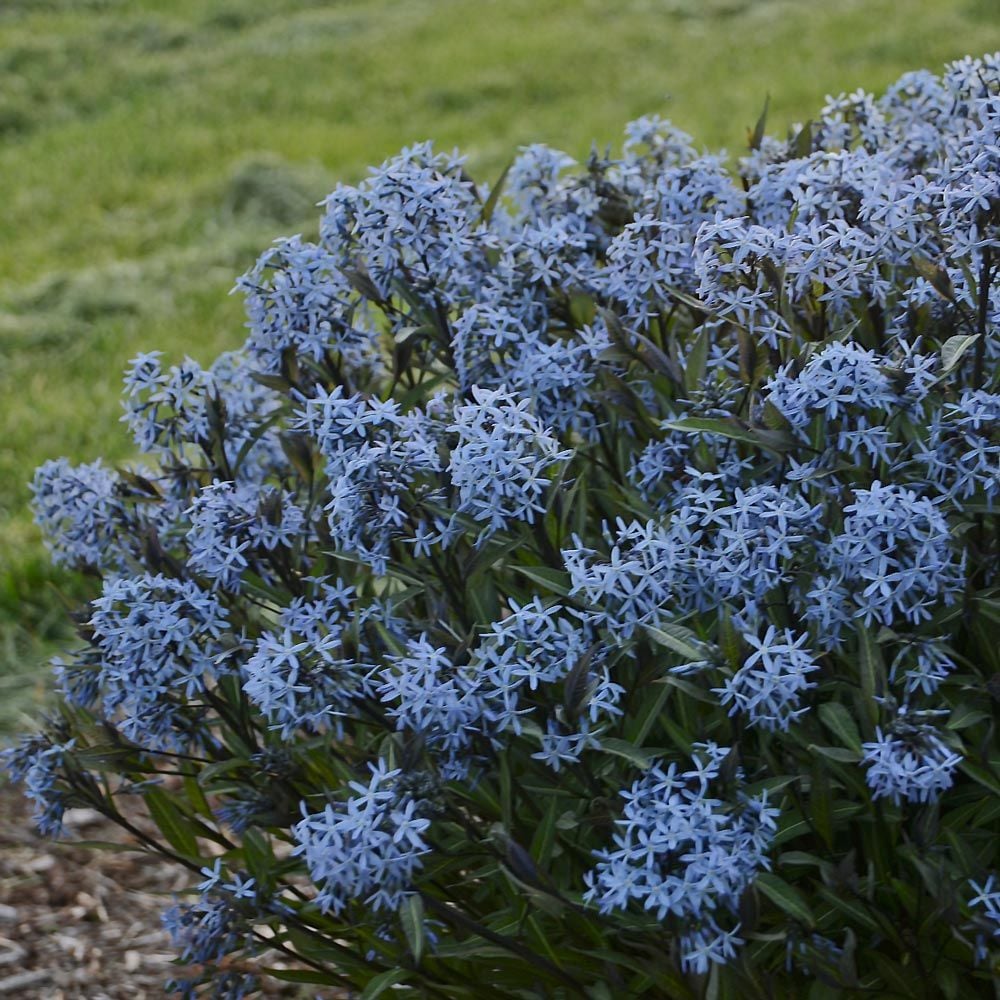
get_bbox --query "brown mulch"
[0,787,323,999]
[0,785,182,997]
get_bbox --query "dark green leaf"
[947,703,992,730]
[662,417,795,454]
[793,120,814,157]
[755,872,815,928]
[360,969,411,999]
[512,565,571,596]
[262,967,342,986]
[855,627,883,727]
[684,325,710,394]
[912,255,955,301]
[749,95,770,150]
[818,702,864,754]
[599,737,658,770]
[478,158,513,225]
[400,893,425,965]
[144,788,200,859]
[808,747,858,768]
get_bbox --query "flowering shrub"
[7,53,1000,998]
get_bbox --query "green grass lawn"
[2,0,1000,726]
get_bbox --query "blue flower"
[376,636,487,778]
[715,626,819,731]
[584,743,778,971]
[1,733,74,837]
[861,712,961,804]
[31,458,124,570]
[291,760,431,916]
[186,481,306,592]
[447,387,572,535]
[89,573,231,751]
[820,481,964,628]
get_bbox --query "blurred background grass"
[2,0,1000,732]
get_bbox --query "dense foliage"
[6,53,1000,998]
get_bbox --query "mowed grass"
[1,0,999,726]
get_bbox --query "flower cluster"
[861,712,963,804]
[186,481,305,592]
[88,573,231,750]
[447,386,572,534]
[1,733,74,837]
[6,52,1000,997]
[715,626,819,731]
[30,458,123,570]
[291,760,431,916]
[583,743,779,973]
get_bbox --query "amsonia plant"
[7,52,1000,999]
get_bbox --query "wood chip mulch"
[0,787,325,999]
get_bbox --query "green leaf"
[69,840,151,854]
[197,757,248,787]
[478,158,513,225]
[599,737,659,770]
[183,774,212,819]
[341,265,384,303]
[262,967,342,986]
[749,94,770,150]
[392,323,435,346]
[809,758,834,848]
[563,644,600,720]
[587,984,616,1000]
[717,607,743,668]
[400,894,425,965]
[512,565,571,596]
[818,702,864,754]
[855,627,883,727]
[743,774,800,798]
[944,794,1000,830]
[360,969,411,999]
[629,681,671,748]
[233,410,284,471]
[755,872,815,928]
[73,744,146,773]
[737,328,759,386]
[433,940,513,960]
[778,851,826,869]
[773,803,862,846]
[869,952,923,994]
[600,307,684,385]
[793,120,814,158]
[684,325,710,394]
[655,673,718,705]
[940,333,978,374]
[499,753,513,830]
[912,255,955,301]
[144,788,200,859]
[808,983,843,1000]
[935,962,960,1000]
[808,744,862,764]
[530,797,560,868]
[661,417,795,454]
[815,886,879,932]
[241,828,273,882]
[959,759,1000,796]
[945,827,980,874]
[501,867,566,917]
[644,622,709,663]
[947,703,992,730]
